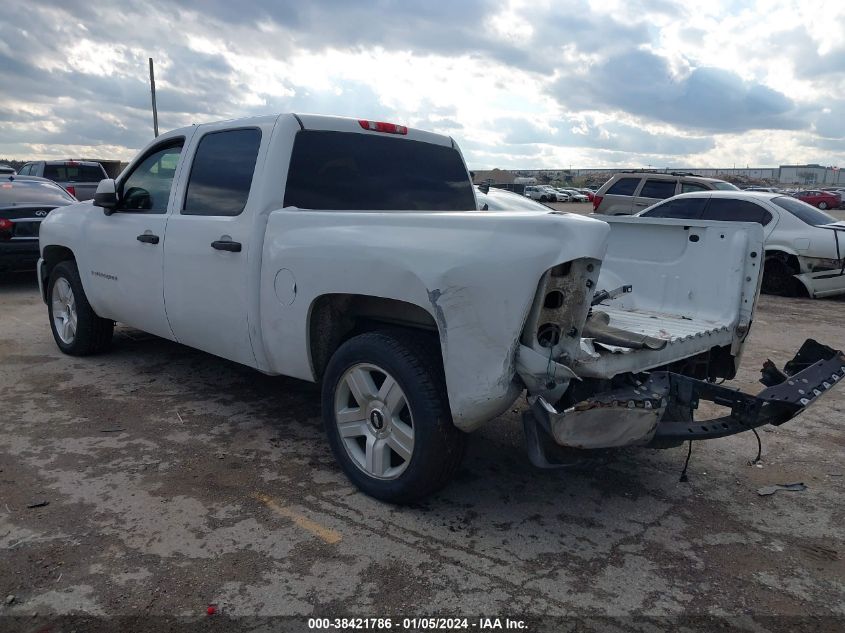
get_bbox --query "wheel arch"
[40,245,76,302]
[307,293,440,383]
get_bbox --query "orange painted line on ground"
[252,492,342,545]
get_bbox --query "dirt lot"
[1,225,844,629]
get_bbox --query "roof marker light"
[358,120,408,135]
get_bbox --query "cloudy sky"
[1,0,844,169]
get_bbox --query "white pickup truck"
[38,114,844,503]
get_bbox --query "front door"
[80,138,188,340]
[162,125,265,367]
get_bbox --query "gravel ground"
[1,223,844,631]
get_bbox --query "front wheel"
[48,260,114,355]
[321,330,466,504]
[818,201,828,210]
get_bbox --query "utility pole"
[149,58,159,138]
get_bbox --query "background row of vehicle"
[15,160,107,201]
[476,184,844,300]
[524,185,594,202]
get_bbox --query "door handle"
[211,240,242,252]
[136,233,160,244]
[634,202,648,206]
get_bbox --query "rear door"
[162,124,266,367]
[632,178,677,213]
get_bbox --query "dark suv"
[17,160,107,201]
[593,171,738,215]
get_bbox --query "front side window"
[642,197,707,219]
[118,141,184,213]
[283,131,475,211]
[639,179,676,199]
[605,177,640,196]
[183,128,262,216]
[702,199,772,225]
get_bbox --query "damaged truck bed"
[520,216,845,466]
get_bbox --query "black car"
[0,175,76,272]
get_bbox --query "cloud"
[0,0,842,169]
[550,50,802,134]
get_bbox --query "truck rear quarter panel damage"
[258,210,610,430]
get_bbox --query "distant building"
[470,164,844,186]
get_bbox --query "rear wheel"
[321,330,466,504]
[818,201,828,210]
[762,254,799,297]
[48,260,113,355]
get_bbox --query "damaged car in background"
[38,114,845,503]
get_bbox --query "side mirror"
[93,179,119,215]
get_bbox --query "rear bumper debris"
[523,338,844,467]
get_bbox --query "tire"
[761,255,799,297]
[540,195,548,202]
[321,330,467,504]
[818,201,828,210]
[48,260,114,355]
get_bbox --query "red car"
[794,190,840,210]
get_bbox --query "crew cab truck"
[38,114,845,503]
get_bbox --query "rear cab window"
[283,131,475,211]
[44,164,105,182]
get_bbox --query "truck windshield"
[283,131,475,211]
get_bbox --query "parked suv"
[18,160,107,201]
[593,171,738,215]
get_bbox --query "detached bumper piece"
[523,338,844,468]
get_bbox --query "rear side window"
[772,196,836,226]
[703,199,772,225]
[639,179,676,199]
[43,164,105,182]
[642,197,707,219]
[680,181,709,193]
[183,128,262,216]
[283,131,475,211]
[605,177,640,196]
[712,181,740,191]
